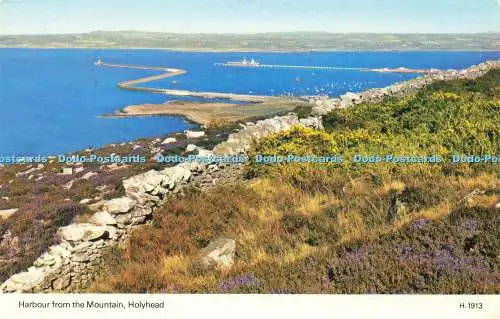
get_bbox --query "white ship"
[94,59,103,66]
[224,58,261,67]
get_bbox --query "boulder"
[79,198,92,205]
[123,170,169,202]
[185,130,206,139]
[161,137,177,144]
[200,238,236,268]
[88,200,104,212]
[33,252,59,268]
[61,167,73,175]
[159,166,192,191]
[81,172,98,180]
[340,92,362,108]
[186,144,198,152]
[91,211,117,225]
[102,197,136,214]
[115,206,152,226]
[1,268,45,292]
[48,243,72,258]
[52,275,71,290]
[59,224,108,242]
[299,117,324,130]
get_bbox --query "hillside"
[87,70,499,293]
[1,31,499,51]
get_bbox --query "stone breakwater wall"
[311,60,500,116]
[0,114,320,293]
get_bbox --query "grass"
[90,168,498,293]
[89,69,499,294]
[0,121,246,283]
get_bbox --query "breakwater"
[0,60,498,293]
[98,61,276,102]
[214,62,442,74]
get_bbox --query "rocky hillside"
[89,65,497,293]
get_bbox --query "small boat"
[95,59,103,66]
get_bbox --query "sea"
[0,49,498,157]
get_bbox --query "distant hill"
[0,31,498,51]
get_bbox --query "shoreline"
[1,46,498,53]
[97,61,301,125]
[101,99,303,125]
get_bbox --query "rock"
[161,137,177,144]
[59,224,108,242]
[178,162,206,174]
[91,211,117,225]
[0,208,18,220]
[74,167,85,174]
[123,167,192,203]
[102,197,136,214]
[88,200,104,212]
[123,170,168,198]
[200,238,236,268]
[15,167,41,177]
[340,92,362,108]
[81,172,98,180]
[159,166,192,191]
[299,117,323,130]
[185,144,198,152]
[61,167,73,175]
[387,193,407,221]
[48,243,72,258]
[197,148,214,157]
[34,252,58,267]
[52,275,71,290]
[2,268,45,292]
[185,130,206,139]
[213,114,301,155]
[79,198,92,205]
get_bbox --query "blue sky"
[0,0,499,34]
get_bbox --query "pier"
[214,62,441,75]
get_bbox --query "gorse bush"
[89,70,500,294]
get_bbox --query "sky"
[0,0,499,34]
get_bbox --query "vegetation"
[0,123,242,283]
[89,70,499,293]
[1,31,498,51]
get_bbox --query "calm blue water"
[0,49,498,156]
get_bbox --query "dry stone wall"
[0,114,320,293]
[311,60,500,115]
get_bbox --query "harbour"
[215,58,443,74]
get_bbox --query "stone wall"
[311,60,500,116]
[0,114,320,293]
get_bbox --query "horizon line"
[2,30,499,36]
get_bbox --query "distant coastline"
[0,46,498,53]
[1,31,498,51]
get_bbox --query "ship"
[94,59,103,66]
[224,58,261,67]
